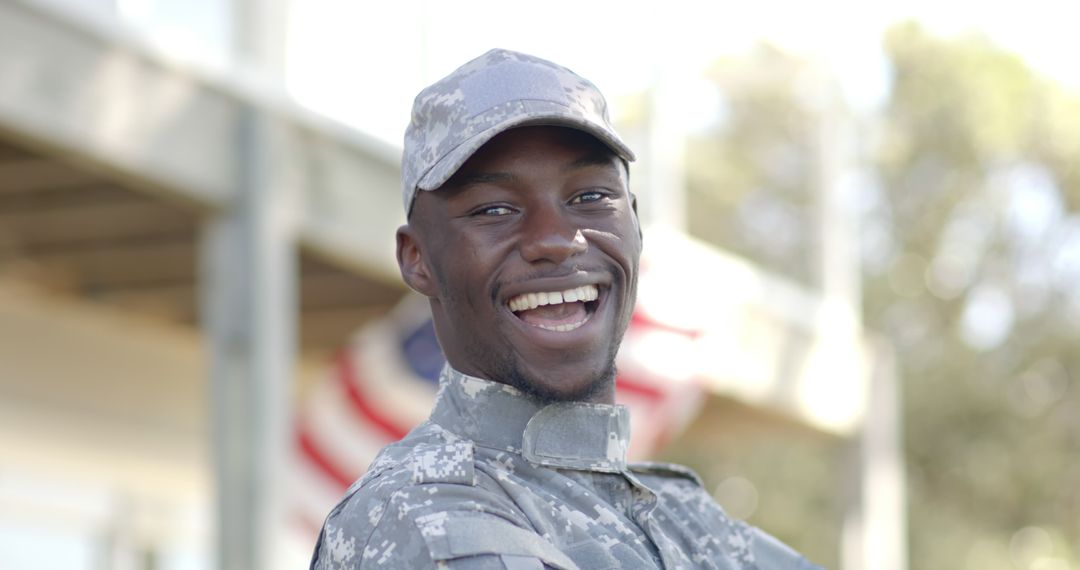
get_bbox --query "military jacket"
[311,366,821,569]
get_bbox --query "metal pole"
[644,68,687,231]
[201,1,297,568]
[812,71,908,570]
[862,340,908,570]
[201,108,296,570]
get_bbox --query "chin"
[510,358,617,404]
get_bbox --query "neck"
[450,360,618,405]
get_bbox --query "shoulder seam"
[409,440,477,485]
[628,461,704,486]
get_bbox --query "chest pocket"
[414,511,580,570]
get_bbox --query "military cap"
[402,48,636,215]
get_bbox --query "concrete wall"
[0,279,207,566]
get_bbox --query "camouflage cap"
[402,48,636,215]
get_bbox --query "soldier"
[310,48,822,569]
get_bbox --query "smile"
[507,284,600,332]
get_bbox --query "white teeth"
[508,284,599,313]
[537,317,589,332]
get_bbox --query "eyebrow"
[564,151,620,174]
[448,150,620,190]
[450,171,516,189]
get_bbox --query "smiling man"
[310,49,821,570]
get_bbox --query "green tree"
[665,22,1080,569]
[685,45,821,288]
[874,22,1079,568]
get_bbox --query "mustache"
[491,263,618,302]
[512,264,607,283]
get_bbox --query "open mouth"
[507,284,601,332]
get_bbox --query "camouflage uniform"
[310,366,822,569]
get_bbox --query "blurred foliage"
[876,22,1080,569]
[661,22,1080,570]
[685,45,821,288]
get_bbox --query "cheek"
[432,244,501,311]
[426,247,467,305]
[590,220,642,268]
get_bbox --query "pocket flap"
[414,512,580,570]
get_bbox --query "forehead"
[446,126,624,183]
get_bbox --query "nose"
[519,205,588,265]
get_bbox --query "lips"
[507,284,600,332]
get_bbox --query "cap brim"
[416,107,636,193]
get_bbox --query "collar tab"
[522,402,630,472]
[432,365,632,472]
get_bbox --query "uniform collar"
[429,365,630,473]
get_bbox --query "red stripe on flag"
[336,350,411,441]
[615,374,666,401]
[296,427,355,490]
[297,510,323,533]
[630,311,702,340]
[290,509,324,545]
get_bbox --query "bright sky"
[285,0,1080,146]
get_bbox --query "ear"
[396,225,438,297]
[629,192,643,242]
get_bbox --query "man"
[310,48,821,569]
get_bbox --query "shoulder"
[313,434,479,547]
[749,527,824,570]
[629,461,719,522]
[310,428,477,569]
[312,437,575,569]
[630,461,821,569]
[357,423,479,491]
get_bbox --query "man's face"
[398,126,641,403]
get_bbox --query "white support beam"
[643,69,688,231]
[200,109,296,570]
[232,0,290,82]
[843,340,909,570]
[808,70,908,570]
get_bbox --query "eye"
[471,204,515,216]
[570,190,609,205]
